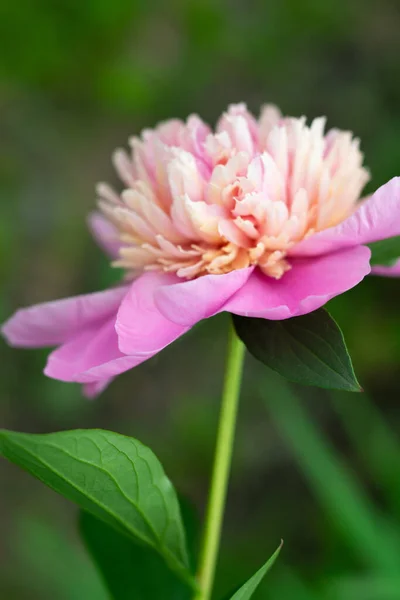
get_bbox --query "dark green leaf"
[367,236,400,266]
[79,495,199,600]
[80,511,192,600]
[233,309,361,391]
[0,429,194,588]
[178,495,200,573]
[227,543,282,599]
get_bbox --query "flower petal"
[45,288,188,383]
[2,286,128,348]
[372,259,400,278]
[115,271,189,355]
[155,267,253,326]
[88,211,122,258]
[44,317,142,383]
[293,177,400,256]
[222,246,371,319]
[83,379,113,399]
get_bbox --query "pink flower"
[2,104,400,396]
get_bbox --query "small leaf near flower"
[367,236,400,266]
[0,429,195,588]
[232,309,361,391]
[227,543,283,599]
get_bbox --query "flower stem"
[194,323,246,600]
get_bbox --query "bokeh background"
[1,1,400,598]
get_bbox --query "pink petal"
[2,286,128,348]
[44,317,143,383]
[222,246,371,319]
[46,279,188,383]
[293,178,400,257]
[217,114,254,155]
[87,211,122,258]
[372,259,400,278]
[83,379,113,399]
[155,268,253,326]
[116,271,189,355]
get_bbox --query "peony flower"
[2,103,400,396]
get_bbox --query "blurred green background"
[1,1,400,598]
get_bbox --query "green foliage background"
[1,1,400,598]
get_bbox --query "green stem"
[194,324,246,600]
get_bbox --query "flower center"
[98,104,369,280]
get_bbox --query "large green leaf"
[367,236,400,266]
[227,544,282,599]
[80,511,192,600]
[0,429,194,588]
[232,309,360,391]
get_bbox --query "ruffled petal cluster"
[98,104,369,279]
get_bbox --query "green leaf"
[0,428,194,588]
[232,309,361,391]
[367,236,400,266]
[80,511,192,600]
[228,543,282,599]
[178,495,200,573]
